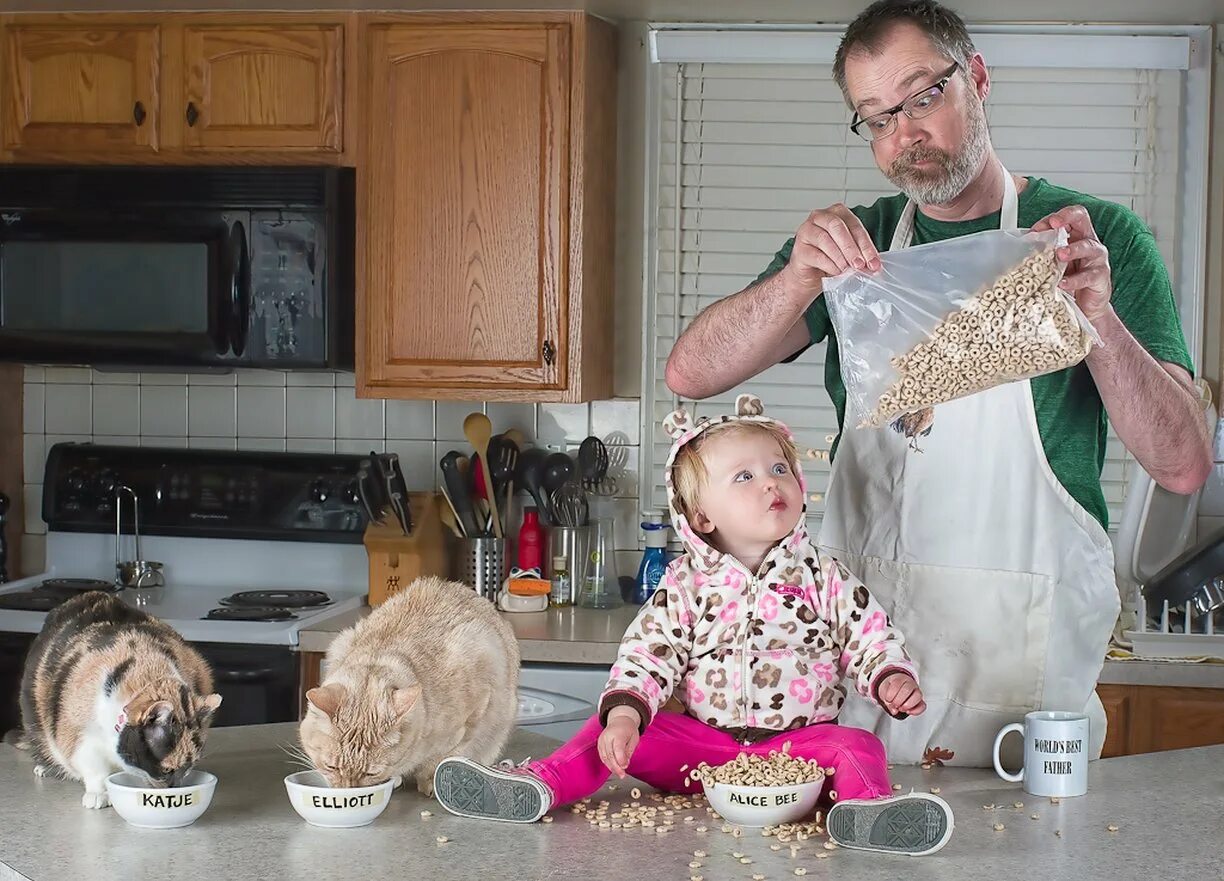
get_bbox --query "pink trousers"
[526,711,893,807]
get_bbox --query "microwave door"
[0,217,230,366]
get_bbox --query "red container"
[517,508,545,573]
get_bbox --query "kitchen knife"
[377,453,413,535]
[440,450,481,537]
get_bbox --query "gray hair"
[832,1,976,109]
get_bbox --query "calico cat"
[20,591,222,808]
[300,576,519,794]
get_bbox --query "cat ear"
[735,393,764,417]
[195,693,223,720]
[390,686,421,719]
[141,701,174,726]
[662,407,696,441]
[306,684,346,719]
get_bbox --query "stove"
[0,444,375,733]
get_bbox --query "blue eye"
[772,463,789,476]
[734,470,752,483]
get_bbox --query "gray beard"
[885,97,991,206]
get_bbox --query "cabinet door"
[3,23,159,153]
[1135,686,1224,753]
[181,24,342,152]
[360,23,569,395]
[1097,684,1133,758]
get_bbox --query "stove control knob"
[343,483,360,506]
[66,469,86,492]
[309,480,330,504]
[95,469,119,495]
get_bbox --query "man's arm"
[665,203,881,401]
[1035,205,1211,495]
[1085,311,1210,494]
[664,270,813,400]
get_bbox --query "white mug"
[992,711,1089,797]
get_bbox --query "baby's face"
[692,432,804,546]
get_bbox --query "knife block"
[363,492,451,606]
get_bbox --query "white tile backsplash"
[21,369,645,556]
[538,403,590,445]
[237,386,287,438]
[335,387,385,439]
[22,434,44,485]
[591,398,641,446]
[188,385,238,437]
[140,385,188,436]
[44,384,92,435]
[92,385,140,437]
[22,382,44,434]
[286,387,337,438]
[386,400,435,440]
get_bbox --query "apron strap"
[889,163,1019,250]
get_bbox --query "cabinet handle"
[542,340,556,366]
[185,102,199,127]
[132,101,146,126]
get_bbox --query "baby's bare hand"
[598,717,641,778]
[878,673,926,717]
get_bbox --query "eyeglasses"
[849,62,960,143]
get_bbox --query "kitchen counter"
[1,723,1220,881]
[299,605,1224,689]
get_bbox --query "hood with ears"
[661,393,808,576]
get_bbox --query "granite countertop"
[2,722,1221,881]
[298,605,1224,689]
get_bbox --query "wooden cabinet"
[1099,684,1224,756]
[180,24,341,152]
[0,14,347,161]
[357,14,617,402]
[2,23,161,153]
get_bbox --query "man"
[665,0,1211,766]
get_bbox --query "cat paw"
[391,775,404,789]
[81,791,110,810]
[33,764,51,778]
[415,775,434,798]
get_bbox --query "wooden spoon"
[463,412,502,539]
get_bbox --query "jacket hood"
[661,394,809,576]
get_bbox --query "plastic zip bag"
[822,227,1101,430]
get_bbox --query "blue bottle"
[633,514,671,604]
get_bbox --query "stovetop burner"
[0,591,71,612]
[205,607,298,622]
[40,578,120,593]
[220,590,332,609]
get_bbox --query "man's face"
[844,22,990,206]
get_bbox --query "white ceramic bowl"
[284,770,395,828]
[105,770,217,829]
[704,779,824,827]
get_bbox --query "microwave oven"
[0,166,353,369]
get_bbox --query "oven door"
[190,642,300,727]
[0,210,250,368]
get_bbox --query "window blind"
[643,31,1206,537]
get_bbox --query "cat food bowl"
[105,770,217,829]
[284,771,395,828]
[704,779,824,827]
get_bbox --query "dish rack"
[1124,582,1224,659]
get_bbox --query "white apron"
[824,170,1117,766]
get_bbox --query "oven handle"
[213,665,280,683]
[225,220,251,357]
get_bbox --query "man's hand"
[781,203,881,297]
[598,707,642,778]
[877,672,926,717]
[1031,205,1112,322]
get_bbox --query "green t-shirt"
[757,177,1194,530]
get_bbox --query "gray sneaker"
[826,791,954,856]
[433,757,553,823]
